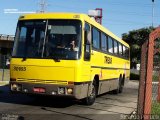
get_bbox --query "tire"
[119,77,124,93]
[82,80,97,105]
[112,76,124,94]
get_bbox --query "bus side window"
[113,40,118,55]
[101,33,107,51]
[84,23,91,61]
[119,43,123,56]
[123,46,129,59]
[108,37,113,53]
[123,46,126,58]
[126,47,130,59]
[85,23,91,44]
[92,27,100,49]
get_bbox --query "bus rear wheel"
[113,76,124,94]
[119,76,124,93]
[82,80,97,105]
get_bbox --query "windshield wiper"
[53,59,60,62]
[22,57,27,61]
[52,57,60,62]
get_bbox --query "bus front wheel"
[82,80,97,105]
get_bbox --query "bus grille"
[16,78,68,85]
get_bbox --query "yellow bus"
[10,13,130,105]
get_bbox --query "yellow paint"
[11,13,130,86]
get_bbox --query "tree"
[122,26,155,68]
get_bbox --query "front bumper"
[10,82,89,99]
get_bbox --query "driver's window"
[84,23,91,61]
[85,23,91,44]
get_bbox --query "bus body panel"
[10,13,130,101]
[11,58,75,82]
[90,50,130,95]
[10,58,91,99]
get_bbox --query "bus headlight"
[11,84,22,91]
[67,88,73,94]
[11,84,17,91]
[58,87,65,94]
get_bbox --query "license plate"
[33,88,46,93]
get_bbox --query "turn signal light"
[68,81,74,85]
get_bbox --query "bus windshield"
[12,20,82,60]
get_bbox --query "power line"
[106,10,160,18]
[47,3,160,18]
[102,19,158,26]
[40,2,160,26]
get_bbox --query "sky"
[0,0,160,38]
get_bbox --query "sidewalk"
[0,69,10,86]
[0,81,9,86]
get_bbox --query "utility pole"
[38,0,47,13]
[152,0,155,27]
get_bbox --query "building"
[0,34,14,68]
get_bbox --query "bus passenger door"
[82,23,91,82]
[84,23,91,61]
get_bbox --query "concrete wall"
[0,34,14,69]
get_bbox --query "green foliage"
[153,75,159,82]
[152,103,160,114]
[122,26,155,68]
[130,73,140,80]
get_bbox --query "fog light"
[51,91,57,95]
[23,89,28,93]
[67,88,73,94]
[58,87,65,94]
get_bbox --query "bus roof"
[19,12,129,47]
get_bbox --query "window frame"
[108,36,114,53]
[92,27,100,50]
[88,23,129,60]
[113,40,118,55]
[101,32,107,52]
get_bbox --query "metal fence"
[152,37,160,116]
[137,27,160,120]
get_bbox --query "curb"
[0,81,9,86]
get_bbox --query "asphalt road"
[0,81,138,120]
